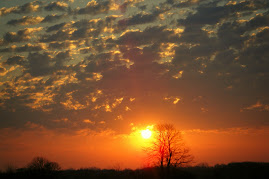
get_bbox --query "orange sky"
[1,0,269,170]
[1,123,269,170]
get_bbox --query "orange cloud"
[241,101,269,112]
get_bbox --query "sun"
[141,129,152,139]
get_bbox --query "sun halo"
[141,129,152,139]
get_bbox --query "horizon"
[0,0,269,170]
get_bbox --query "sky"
[0,0,269,170]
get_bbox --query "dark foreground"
[1,162,269,179]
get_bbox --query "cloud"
[116,26,181,46]
[7,16,44,26]
[2,27,43,44]
[178,0,269,28]
[25,121,45,129]
[0,66,6,74]
[77,0,113,15]
[46,22,67,32]
[0,43,46,53]
[71,16,118,39]
[0,0,269,134]
[22,50,72,77]
[12,1,41,14]
[247,12,269,29]
[41,14,67,23]
[166,0,206,7]
[48,41,79,50]
[26,52,53,76]
[44,2,68,11]
[83,119,95,124]
[164,96,181,104]
[7,14,66,26]
[60,91,87,110]
[79,47,93,54]
[0,1,41,16]
[116,0,145,13]
[54,50,72,67]
[0,7,17,16]
[237,28,269,74]
[117,8,164,28]
[116,6,172,32]
[41,28,73,42]
[178,26,213,46]
[9,49,72,78]
[92,46,170,95]
[42,15,119,42]
[217,21,248,49]
[4,55,25,66]
[241,101,269,112]
[84,51,125,73]
[254,28,269,44]
[183,126,269,136]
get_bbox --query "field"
[1,162,269,179]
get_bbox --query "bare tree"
[27,156,61,172]
[146,124,193,170]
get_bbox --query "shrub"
[27,156,61,172]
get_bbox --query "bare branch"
[145,123,193,168]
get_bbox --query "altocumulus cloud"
[0,0,268,133]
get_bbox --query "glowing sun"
[141,129,152,139]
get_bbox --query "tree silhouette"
[27,156,61,172]
[146,124,193,171]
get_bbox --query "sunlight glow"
[141,129,152,139]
